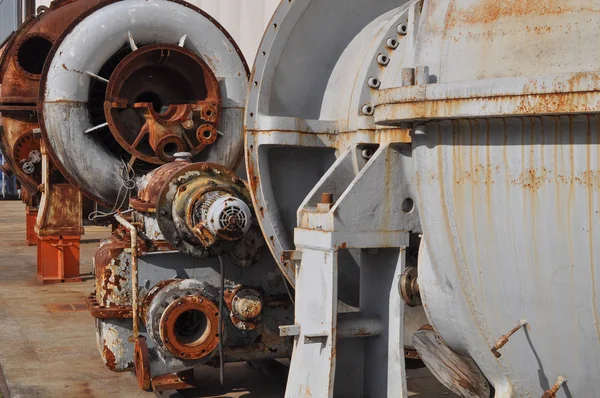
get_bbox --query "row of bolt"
[361,23,407,116]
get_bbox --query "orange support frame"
[36,235,82,284]
[34,142,84,284]
[25,206,38,246]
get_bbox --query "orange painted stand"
[36,235,82,284]
[25,206,38,246]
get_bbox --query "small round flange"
[159,295,220,360]
[134,336,151,391]
[400,266,421,307]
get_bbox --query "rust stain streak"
[586,115,600,346]
[446,0,596,27]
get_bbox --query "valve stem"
[542,376,567,398]
[491,319,527,358]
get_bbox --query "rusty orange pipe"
[115,214,139,338]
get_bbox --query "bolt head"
[361,104,374,116]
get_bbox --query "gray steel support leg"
[287,233,408,397]
[285,247,338,397]
[360,248,408,396]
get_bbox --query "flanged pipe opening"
[163,142,180,157]
[16,35,52,76]
[159,295,220,359]
[174,309,210,346]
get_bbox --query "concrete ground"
[0,200,453,398]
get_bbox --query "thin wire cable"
[88,158,135,221]
[217,254,225,387]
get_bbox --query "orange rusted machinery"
[27,0,293,392]
[0,0,104,282]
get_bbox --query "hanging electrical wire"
[88,158,135,220]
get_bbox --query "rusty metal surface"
[364,1,600,396]
[143,279,220,361]
[134,336,151,391]
[160,295,220,360]
[97,317,136,372]
[375,71,600,124]
[155,162,257,258]
[231,289,263,322]
[96,240,293,381]
[132,160,192,212]
[151,369,197,392]
[0,0,104,194]
[94,233,132,308]
[86,293,132,319]
[0,201,325,397]
[104,44,222,164]
[35,181,82,236]
[542,376,567,398]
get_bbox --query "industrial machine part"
[248,0,600,397]
[56,0,294,392]
[0,0,107,280]
[246,1,429,396]
[90,157,292,391]
[0,0,104,192]
[38,0,249,207]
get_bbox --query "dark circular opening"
[136,91,166,114]
[17,36,53,75]
[163,142,179,156]
[402,198,414,213]
[206,110,213,117]
[202,130,212,139]
[174,309,209,345]
[381,56,388,63]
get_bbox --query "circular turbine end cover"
[205,195,252,240]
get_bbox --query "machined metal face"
[39,0,250,207]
